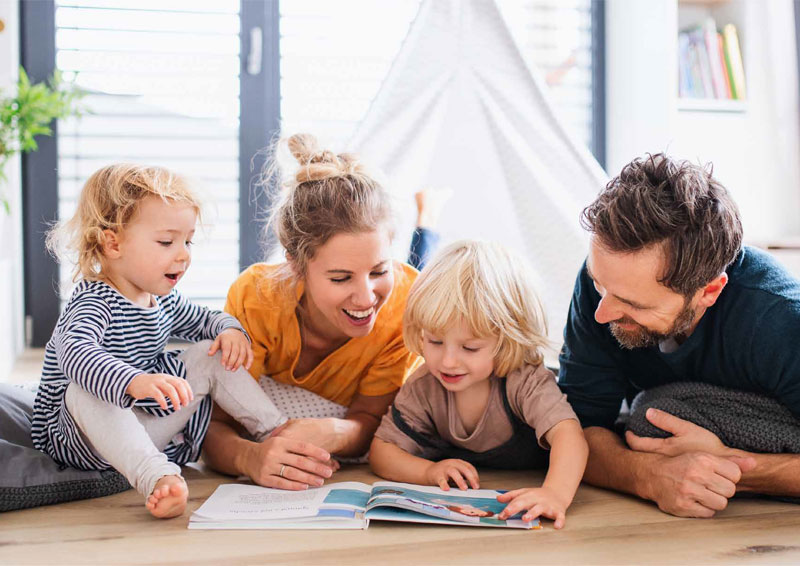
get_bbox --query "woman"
[202,134,442,490]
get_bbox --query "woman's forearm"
[333,413,381,457]
[202,420,255,477]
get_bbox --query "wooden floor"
[3,464,800,565]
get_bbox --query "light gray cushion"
[0,384,130,512]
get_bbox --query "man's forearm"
[730,451,800,496]
[583,426,661,500]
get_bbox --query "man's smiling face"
[586,238,703,349]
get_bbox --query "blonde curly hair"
[47,163,201,282]
[403,240,550,376]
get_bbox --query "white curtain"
[349,0,607,347]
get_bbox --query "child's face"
[300,228,394,341]
[421,320,498,393]
[105,196,197,302]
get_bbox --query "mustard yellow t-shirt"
[225,261,421,406]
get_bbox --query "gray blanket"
[627,381,800,504]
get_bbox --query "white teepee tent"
[349,0,607,347]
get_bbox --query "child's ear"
[101,229,122,259]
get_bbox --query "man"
[559,153,800,517]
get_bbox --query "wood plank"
[2,464,799,565]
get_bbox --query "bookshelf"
[676,98,746,113]
[677,0,746,106]
[605,0,800,242]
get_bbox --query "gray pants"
[64,340,286,498]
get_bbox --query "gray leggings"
[64,340,286,498]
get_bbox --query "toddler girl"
[31,164,304,518]
[369,240,588,528]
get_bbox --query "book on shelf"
[722,23,746,99]
[678,19,745,101]
[189,481,542,530]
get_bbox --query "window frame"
[20,0,281,346]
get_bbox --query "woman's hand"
[208,328,253,371]
[424,459,480,491]
[496,486,570,528]
[241,435,337,490]
[269,418,344,454]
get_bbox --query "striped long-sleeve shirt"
[32,280,246,470]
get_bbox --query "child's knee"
[64,382,93,419]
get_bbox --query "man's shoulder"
[726,246,800,304]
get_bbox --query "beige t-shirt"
[374,363,578,459]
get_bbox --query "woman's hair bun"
[286,133,362,183]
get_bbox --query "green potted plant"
[0,67,84,213]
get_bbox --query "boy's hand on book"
[126,373,194,411]
[496,486,569,529]
[425,459,480,491]
[208,328,253,371]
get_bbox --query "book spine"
[717,33,732,99]
[690,29,714,98]
[723,23,746,100]
[703,18,727,98]
[687,40,704,97]
[678,32,692,98]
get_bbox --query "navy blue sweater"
[558,246,800,429]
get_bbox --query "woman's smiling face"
[299,228,395,341]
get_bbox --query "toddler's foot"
[146,475,188,519]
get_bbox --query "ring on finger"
[279,464,286,478]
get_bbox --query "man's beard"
[609,300,697,350]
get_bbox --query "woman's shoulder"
[393,261,419,291]
[230,263,292,297]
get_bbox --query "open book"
[189,481,541,530]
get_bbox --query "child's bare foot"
[415,187,453,229]
[146,475,188,519]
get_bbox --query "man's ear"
[697,272,728,308]
[101,229,122,259]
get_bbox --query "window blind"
[55,0,241,310]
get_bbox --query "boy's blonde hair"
[264,133,394,282]
[403,240,549,376]
[47,163,201,282]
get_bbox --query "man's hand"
[643,451,756,517]
[626,408,729,457]
[126,373,193,410]
[208,328,253,371]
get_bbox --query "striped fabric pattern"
[32,280,245,470]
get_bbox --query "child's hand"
[126,373,193,411]
[496,486,570,529]
[208,328,253,371]
[425,459,480,491]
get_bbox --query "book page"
[192,483,334,522]
[366,481,539,529]
[191,482,373,525]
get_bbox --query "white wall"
[0,0,26,380]
[606,0,800,241]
